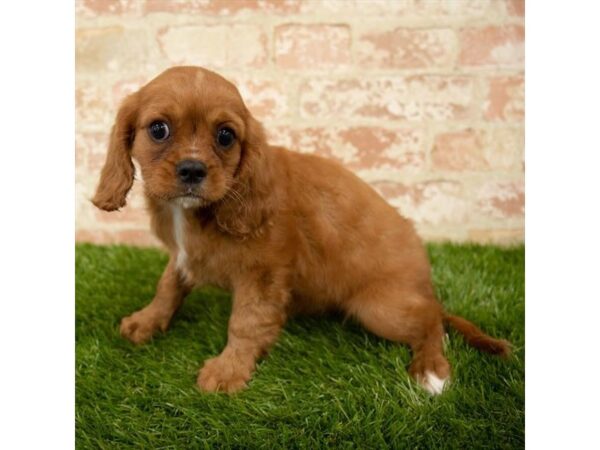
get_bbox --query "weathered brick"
[412,0,501,17]
[304,0,501,17]
[505,0,525,17]
[158,25,268,68]
[268,126,425,172]
[300,76,476,121]
[75,133,91,168]
[432,127,524,172]
[76,26,159,74]
[468,228,524,244]
[158,25,226,68]
[432,129,487,171]
[76,77,146,131]
[75,82,113,130]
[232,78,290,121]
[487,127,524,171]
[299,0,411,15]
[477,180,524,219]
[357,27,456,69]
[76,0,140,17]
[460,26,524,67]
[112,76,148,104]
[275,24,351,69]
[76,229,109,244]
[76,145,84,168]
[76,228,160,247]
[338,127,425,171]
[372,180,470,226]
[75,0,525,245]
[76,132,106,170]
[87,151,111,174]
[145,0,302,15]
[228,26,269,67]
[485,76,524,121]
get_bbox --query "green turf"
[76,243,524,449]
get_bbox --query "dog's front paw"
[197,348,255,393]
[120,308,168,345]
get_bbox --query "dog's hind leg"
[344,285,450,395]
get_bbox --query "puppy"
[92,66,510,395]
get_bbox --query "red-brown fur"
[92,66,510,394]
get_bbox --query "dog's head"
[92,66,272,234]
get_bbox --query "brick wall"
[75,0,524,247]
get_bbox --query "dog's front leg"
[197,274,289,393]
[120,257,191,344]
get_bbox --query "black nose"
[176,159,207,185]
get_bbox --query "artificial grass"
[76,243,524,449]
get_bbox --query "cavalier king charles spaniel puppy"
[93,66,509,395]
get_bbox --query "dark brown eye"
[216,127,236,149]
[148,121,170,142]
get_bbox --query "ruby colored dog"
[93,66,509,394]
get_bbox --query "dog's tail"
[443,313,511,357]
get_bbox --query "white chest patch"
[171,205,187,271]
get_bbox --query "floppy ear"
[92,93,139,211]
[215,115,277,238]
